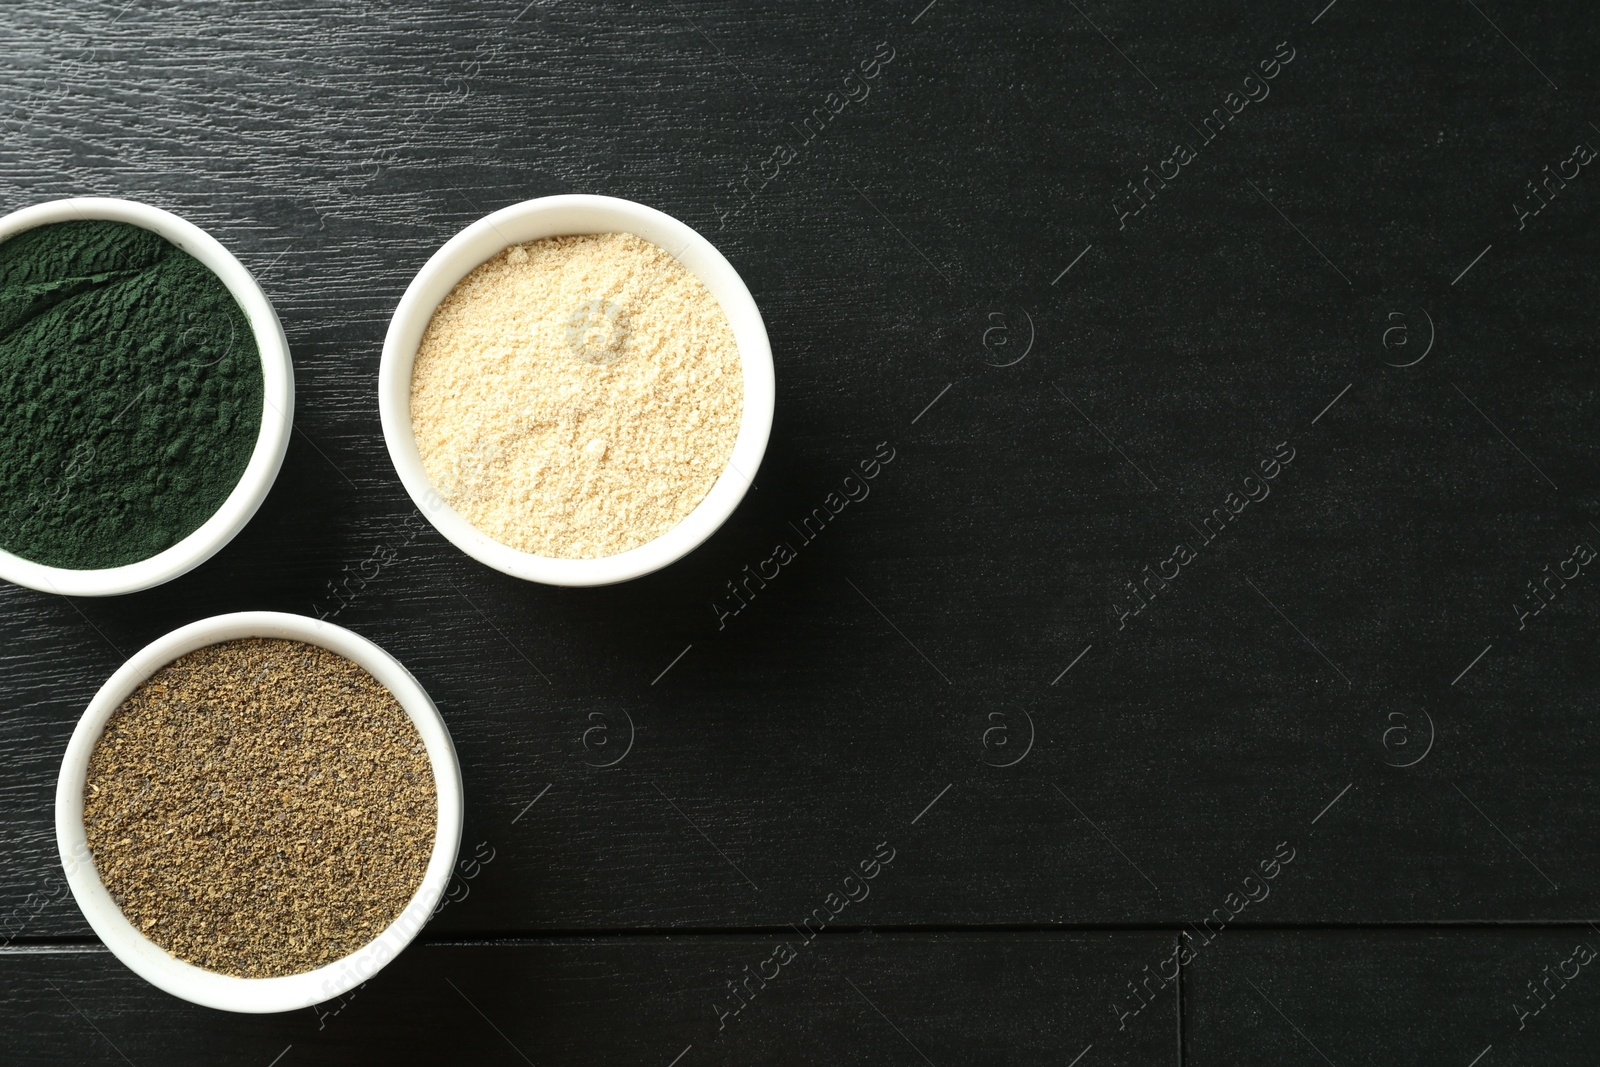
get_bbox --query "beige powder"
[409,232,744,558]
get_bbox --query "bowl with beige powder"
[379,194,774,585]
[54,611,463,1013]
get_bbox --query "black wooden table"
[2,1,1597,1063]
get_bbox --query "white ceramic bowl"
[0,198,294,596]
[379,194,774,586]
[55,611,463,1014]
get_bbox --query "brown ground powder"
[82,638,436,979]
[409,231,744,558]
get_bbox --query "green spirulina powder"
[0,219,262,569]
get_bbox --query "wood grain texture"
[0,0,1596,1060]
[0,933,1174,1065]
[1184,929,1600,1066]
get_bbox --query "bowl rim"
[378,193,773,586]
[0,197,294,596]
[54,611,464,1014]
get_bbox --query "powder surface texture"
[83,638,437,979]
[0,219,262,569]
[409,232,743,559]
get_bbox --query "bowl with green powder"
[55,611,464,1013]
[0,198,293,596]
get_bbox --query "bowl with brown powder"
[54,612,463,1013]
[379,194,774,585]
